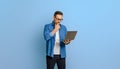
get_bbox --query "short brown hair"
[54,11,63,17]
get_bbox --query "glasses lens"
[56,17,63,21]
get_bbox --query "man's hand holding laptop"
[63,39,71,45]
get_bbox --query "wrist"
[51,29,57,35]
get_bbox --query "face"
[53,14,63,24]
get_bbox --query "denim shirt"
[43,22,67,58]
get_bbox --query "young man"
[44,11,71,69]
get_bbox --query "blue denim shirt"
[43,22,67,58]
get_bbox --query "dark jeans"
[46,55,66,69]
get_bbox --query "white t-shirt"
[53,30,60,55]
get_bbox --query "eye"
[55,17,63,21]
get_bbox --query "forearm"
[51,29,58,36]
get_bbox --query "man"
[44,11,71,69]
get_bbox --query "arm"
[61,25,71,45]
[44,24,60,41]
[44,25,54,41]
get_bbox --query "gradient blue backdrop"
[0,0,120,69]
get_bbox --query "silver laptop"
[65,31,77,40]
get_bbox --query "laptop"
[65,31,77,40]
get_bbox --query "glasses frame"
[55,17,63,21]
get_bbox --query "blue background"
[0,0,120,69]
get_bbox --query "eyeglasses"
[55,17,63,21]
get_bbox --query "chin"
[55,23,60,24]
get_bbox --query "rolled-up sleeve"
[44,25,54,41]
